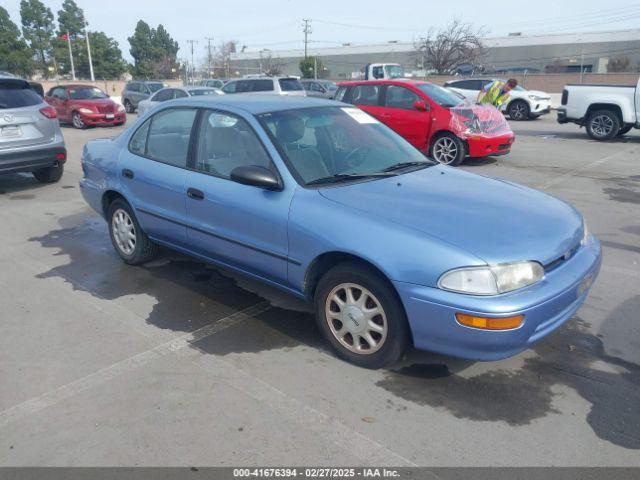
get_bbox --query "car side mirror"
[230,165,281,191]
[414,100,428,111]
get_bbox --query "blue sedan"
[80,95,601,369]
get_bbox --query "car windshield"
[385,65,405,79]
[417,84,465,108]
[259,106,432,186]
[187,88,220,96]
[321,82,337,91]
[148,83,164,93]
[279,78,303,91]
[68,87,108,100]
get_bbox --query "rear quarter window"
[279,78,303,91]
[0,81,42,109]
[251,80,274,92]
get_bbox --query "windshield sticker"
[342,107,379,124]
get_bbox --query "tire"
[314,262,410,369]
[508,100,530,121]
[71,111,86,129]
[617,125,633,137]
[586,109,620,141]
[124,99,134,114]
[107,199,159,265]
[429,133,465,166]
[33,164,63,183]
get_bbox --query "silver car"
[137,86,224,116]
[301,80,338,99]
[0,76,66,183]
[221,77,306,96]
[121,81,165,113]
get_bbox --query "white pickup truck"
[557,76,639,141]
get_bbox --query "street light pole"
[85,28,95,81]
[66,31,76,81]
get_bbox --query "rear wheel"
[586,110,620,141]
[33,164,63,183]
[314,262,410,369]
[429,133,465,166]
[124,99,134,113]
[71,111,86,129]
[508,100,530,121]
[107,199,159,265]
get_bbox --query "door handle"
[122,168,134,179]
[187,188,205,200]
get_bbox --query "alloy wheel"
[72,112,85,129]
[591,115,614,138]
[510,103,527,120]
[432,137,458,164]
[325,283,388,355]
[111,209,136,256]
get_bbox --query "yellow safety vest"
[481,81,510,107]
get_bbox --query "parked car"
[336,80,515,165]
[0,76,66,183]
[80,95,600,369]
[137,86,223,116]
[221,77,306,96]
[45,84,126,129]
[557,76,640,141]
[301,80,338,99]
[444,78,552,121]
[121,81,165,113]
[199,79,227,89]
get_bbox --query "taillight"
[39,106,57,119]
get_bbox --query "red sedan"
[45,84,126,129]
[336,80,514,165]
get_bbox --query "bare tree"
[214,40,237,77]
[414,20,486,74]
[259,50,284,76]
[607,56,631,73]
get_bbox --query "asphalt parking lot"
[0,113,638,466]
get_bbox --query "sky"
[3,0,640,63]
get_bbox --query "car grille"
[544,243,580,272]
[498,143,511,151]
[97,105,114,114]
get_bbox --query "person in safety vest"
[477,78,518,107]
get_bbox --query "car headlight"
[438,261,545,295]
[78,108,94,114]
[581,219,589,245]
[117,104,125,113]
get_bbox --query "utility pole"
[302,19,312,59]
[85,28,95,81]
[187,39,198,83]
[205,36,214,78]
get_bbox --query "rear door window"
[279,78,303,91]
[350,85,380,106]
[250,80,274,92]
[0,81,42,109]
[152,89,172,102]
[173,89,189,99]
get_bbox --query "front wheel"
[508,100,530,121]
[314,263,410,369]
[72,111,86,129]
[586,110,620,141]
[429,133,465,166]
[33,164,63,183]
[124,99,134,114]
[107,199,159,265]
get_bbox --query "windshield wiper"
[383,161,434,172]
[306,172,396,186]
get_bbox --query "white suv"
[444,78,552,121]
[221,77,306,96]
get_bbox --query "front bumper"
[465,133,515,158]
[530,100,551,116]
[80,112,126,126]
[394,236,602,361]
[0,146,66,174]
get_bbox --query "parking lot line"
[0,301,271,431]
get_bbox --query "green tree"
[20,0,55,77]
[75,32,126,79]
[0,7,34,77]
[57,0,85,38]
[128,21,179,79]
[299,56,323,79]
[51,0,86,76]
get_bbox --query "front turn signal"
[456,313,524,330]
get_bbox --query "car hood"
[520,90,550,99]
[450,104,513,137]
[318,166,583,266]
[71,98,116,107]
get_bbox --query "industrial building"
[229,28,640,79]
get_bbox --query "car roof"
[60,84,101,89]
[169,94,342,114]
[337,79,433,87]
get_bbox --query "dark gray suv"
[121,81,165,113]
[0,77,66,183]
